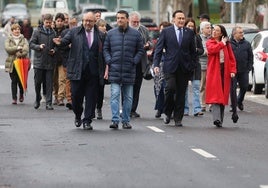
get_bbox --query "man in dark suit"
[153,10,197,126]
[53,12,105,130]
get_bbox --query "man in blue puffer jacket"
[103,10,144,129]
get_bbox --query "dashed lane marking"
[260,185,268,188]
[147,126,165,133]
[191,148,217,159]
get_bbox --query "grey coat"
[138,24,153,73]
[29,26,57,70]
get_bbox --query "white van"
[41,0,69,19]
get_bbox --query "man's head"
[197,13,210,22]
[69,17,77,29]
[43,14,53,29]
[82,12,96,31]
[200,21,211,36]
[129,11,141,30]
[94,10,102,21]
[232,26,244,41]
[64,13,69,26]
[116,10,129,29]
[172,10,185,28]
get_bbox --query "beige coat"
[4,34,29,73]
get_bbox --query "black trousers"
[9,69,23,100]
[96,84,105,110]
[230,71,249,112]
[131,62,143,112]
[71,74,98,123]
[34,68,53,105]
[164,66,189,122]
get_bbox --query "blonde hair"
[96,19,107,27]
[11,23,21,31]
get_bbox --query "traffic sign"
[224,0,242,2]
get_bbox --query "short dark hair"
[117,10,129,19]
[55,13,65,21]
[43,13,53,21]
[94,10,102,14]
[172,10,184,18]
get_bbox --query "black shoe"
[110,122,119,129]
[238,103,244,111]
[34,101,40,109]
[201,107,206,112]
[83,122,93,130]
[122,122,132,129]
[163,115,170,124]
[175,121,183,127]
[97,109,103,120]
[213,120,222,127]
[232,113,239,123]
[74,118,82,127]
[66,102,72,110]
[194,112,204,116]
[46,104,54,110]
[130,111,140,118]
[155,110,161,118]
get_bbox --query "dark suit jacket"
[153,25,197,74]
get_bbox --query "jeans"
[111,83,133,124]
[184,80,202,114]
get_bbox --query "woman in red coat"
[206,24,236,127]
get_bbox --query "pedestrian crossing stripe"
[147,126,165,133]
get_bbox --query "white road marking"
[0,65,4,69]
[147,126,165,133]
[191,148,217,158]
[260,185,268,188]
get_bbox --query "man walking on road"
[153,10,197,127]
[103,10,144,129]
[230,26,253,113]
[53,12,105,130]
[30,13,56,110]
[129,11,153,118]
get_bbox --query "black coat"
[230,37,253,73]
[59,25,105,84]
[103,26,144,84]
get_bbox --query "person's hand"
[48,49,55,55]
[104,65,109,80]
[40,44,45,50]
[221,36,227,45]
[230,73,235,78]
[53,37,61,45]
[154,67,160,76]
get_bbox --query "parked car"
[1,3,31,27]
[243,29,259,43]
[101,11,117,27]
[40,0,69,19]
[217,23,259,37]
[73,3,108,25]
[264,60,268,98]
[249,30,268,94]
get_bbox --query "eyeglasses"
[131,21,140,24]
[83,19,94,23]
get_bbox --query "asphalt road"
[0,29,268,188]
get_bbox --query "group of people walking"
[3,9,253,130]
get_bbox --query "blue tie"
[177,28,183,46]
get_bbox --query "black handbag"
[143,63,153,80]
